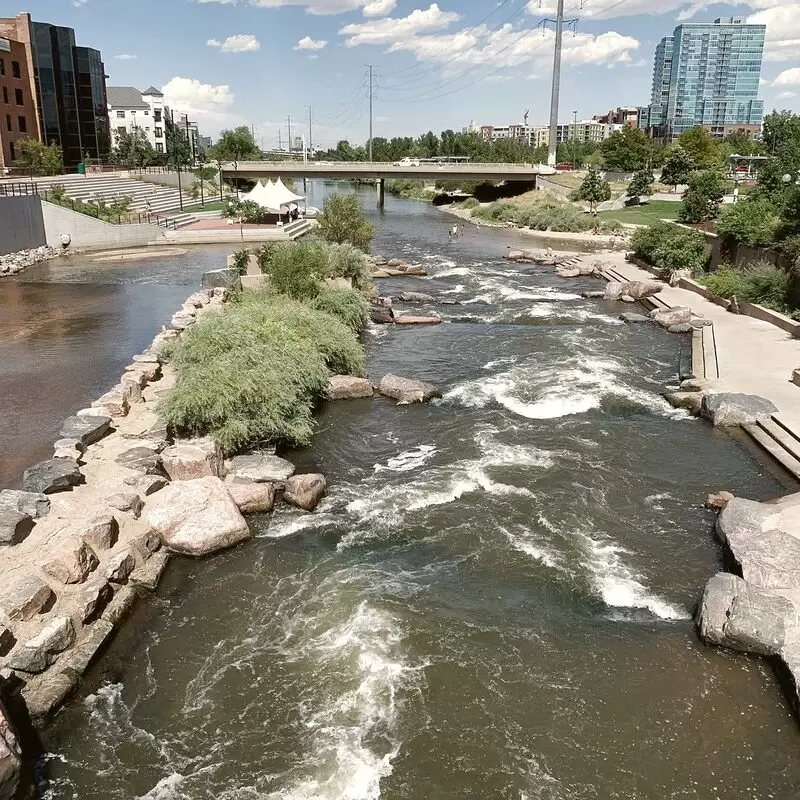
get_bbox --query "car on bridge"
[393,157,420,167]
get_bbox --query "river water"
[3,186,799,798]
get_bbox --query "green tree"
[316,193,374,251]
[715,198,781,247]
[677,126,723,170]
[166,120,192,169]
[678,170,727,223]
[626,169,654,200]
[660,146,694,192]
[111,129,157,168]
[599,126,652,171]
[574,166,611,214]
[16,138,63,176]
[722,131,764,157]
[209,126,261,194]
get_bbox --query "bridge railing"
[227,161,547,171]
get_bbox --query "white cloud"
[375,115,389,122]
[776,91,797,99]
[161,77,238,131]
[114,53,137,60]
[773,67,800,87]
[294,35,328,50]
[363,0,396,16]
[339,3,461,47]
[249,0,382,14]
[748,5,800,62]
[207,34,261,52]
[72,0,89,6]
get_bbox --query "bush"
[715,199,781,247]
[326,242,369,287]
[309,286,369,332]
[162,295,364,452]
[678,170,726,223]
[700,261,792,312]
[630,221,709,275]
[316,193,374,252]
[699,265,751,299]
[259,241,330,300]
[231,248,250,275]
[473,200,597,232]
[455,197,480,209]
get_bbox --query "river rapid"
[5,185,800,798]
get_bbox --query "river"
[2,185,799,798]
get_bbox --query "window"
[5,114,10,132]
[0,59,4,77]
[17,116,26,133]
[11,61,20,79]
[145,126,150,131]
[14,88,23,105]
[2,87,6,104]
[143,109,149,115]
[154,127,162,138]
[117,126,125,135]
[154,110,161,122]
[155,142,163,153]
[116,110,125,118]
[9,140,15,160]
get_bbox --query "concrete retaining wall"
[0,197,46,256]
[41,202,166,251]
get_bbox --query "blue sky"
[19,0,800,145]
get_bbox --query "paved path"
[601,253,800,432]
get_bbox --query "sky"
[15,0,800,147]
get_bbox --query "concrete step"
[760,417,800,462]
[742,422,800,481]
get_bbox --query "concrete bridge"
[221,161,556,207]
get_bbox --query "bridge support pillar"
[376,178,385,209]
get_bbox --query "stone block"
[202,268,241,291]
[226,482,275,514]
[325,376,374,400]
[378,374,441,404]
[101,586,138,627]
[6,617,75,674]
[1,577,54,621]
[228,454,295,483]
[105,493,143,519]
[284,474,327,512]
[105,550,136,584]
[40,539,99,585]
[91,390,129,418]
[22,670,77,723]
[161,437,223,481]
[59,415,111,446]
[79,581,114,623]
[115,444,161,474]
[700,393,779,427]
[79,515,118,551]
[0,510,33,547]
[123,475,168,496]
[130,551,170,591]
[0,489,50,519]
[22,459,83,494]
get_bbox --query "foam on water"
[374,444,437,473]
[500,525,563,570]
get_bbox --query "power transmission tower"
[306,105,313,156]
[541,5,578,166]
[366,65,375,162]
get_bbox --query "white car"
[393,157,420,167]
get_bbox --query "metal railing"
[227,160,547,172]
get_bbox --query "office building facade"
[644,17,765,141]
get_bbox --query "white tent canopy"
[242,178,305,212]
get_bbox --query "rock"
[0,510,33,546]
[7,617,75,674]
[105,493,144,519]
[21,670,77,723]
[369,305,394,324]
[41,539,99,584]
[1,577,54,621]
[620,295,636,303]
[59,414,111,446]
[148,476,251,557]
[373,254,387,266]
[624,280,662,300]
[130,530,161,562]
[130,550,170,591]
[227,482,276,514]
[603,281,626,300]
[715,497,774,545]
[706,491,734,511]
[170,312,196,331]
[663,391,703,415]
[619,313,651,324]
[161,437,223,481]
[387,258,404,267]
[114,444,162,474]
[378,374,441,404]
[202,267,241,292]
[0,489,50,519]
[697,572,793,657]
[555,267,581,278]
[394,315,441,325]
[668,323,693,333]
[124,361,160,382]
[101,585,138,627]
[582,290,606,299]
[91,390,129,418]
[650,306,692,328]
[284,474,327,512]
[0,706,21,800]
[0,627,15,656]
[728,525,800,590]
[105,550,136,584]
[690,318,713,328]
[398,292,436,303]
[56,619,114,678]
[79,515,119,551]
[228,454,295,483]
[184,291,212,308]
[132,352,160,363]
[53,438,85,461]
[123,475,168,496]
[371,269,391,279]
[79,581,114,623]
[403,265,427,276]
[119,379,143,404]
[700,393,778,427]
[325,376,374,400]
[680,378,707,392]
[22,459,83,494]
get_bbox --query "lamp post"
[572,110,578,170]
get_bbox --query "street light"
[781,172,800,185]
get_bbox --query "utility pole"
[542,4,577,167]
[278,128,282,151]
[287,116,293,156]
[306,105,313,157]
[572,109,578,169]
[366,64,375,162]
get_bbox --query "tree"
[166,120,192,170]
[315,193,374,251]
[111,129,157,169]
[678,170,727,223]
[677,126,723,170]
[715,198,781,247]
[209,126,261,195]
[660,146,694,192]
[16,138,63,177]
[626,169,654,200]
[600,126,652,171]
[573,166,611,214]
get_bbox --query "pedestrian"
[451,224,458,239]
[448,229,453,242]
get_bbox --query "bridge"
[221,161,556,208]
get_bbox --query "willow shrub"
[162,295,364,452]
[310,286,369,332]
[701,262,792,313]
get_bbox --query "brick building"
[0,33,39,170]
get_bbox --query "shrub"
[699,265,751,300]
[49,183,67,203]
[326,242,369,287]
[631,220,709,275]
[678,170,726,223]
[260,241,330,300]
[715,199,781,247]
[162,296,364,452]
[473,200,595,232]
[309,286,369,332]
[316,193,374,252]
[700,261,792,312]
[231,248,250,275]
[455,197,480,209]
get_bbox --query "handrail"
[225,161,548,171]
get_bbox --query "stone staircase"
[742,416,800,482]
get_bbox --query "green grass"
[599,200,681,225]
[179,199,228,212]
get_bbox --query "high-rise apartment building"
[0,13,110,167]
[108,86,166,155]
[643,17,765,141]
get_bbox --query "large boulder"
[202,267,241,292]
[284,474,326,511]
[228,454,295,483]
[619,313,651,324]
[650,306,692,328]
[663,391,703,415]
[369,304,394,324]
[325,376,374,400]
[0,510,33,546]
[91,389,129,418]
[59,414,111,446]
[22,459,83,494]
[0,577,54,622]
[79,515,119,551]
[603,281,627,300]
[725,524,800,590]
[40,539,99,585]
[227,482,275,514]
[148,476,251,557]
[161,437,223,481]
[394,315,441,325]
[0,489,50,519]
[378,374,441,404]
[706,490,734,511]
[397,292,436,303]
[6,617,75,674]
[715,497,775,544]
[624,280,662,300]
[0,704,22,800]
[700,393,778,427]
[115,443,162,474]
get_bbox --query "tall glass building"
[643,17,765,141]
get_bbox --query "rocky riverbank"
[0,246,64,277]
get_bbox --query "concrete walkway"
[602,253,800,432]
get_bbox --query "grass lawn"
[599,199,681,225]
[180,199,227,212]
